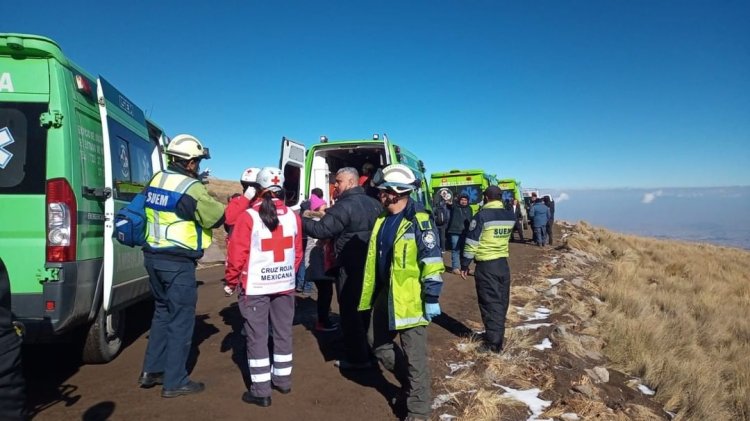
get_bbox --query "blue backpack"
[114,193,147,247]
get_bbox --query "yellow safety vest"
[144,171,212,251]
[358,211,445,330]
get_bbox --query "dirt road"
[24,241,549,421]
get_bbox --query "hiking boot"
[334,359,373,370]
[315,320,339,332]
[242,392,271,407]
[161,380,205,398]
[138,371,164,388]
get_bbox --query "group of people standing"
[90,133,525,421]
[135,136,447,421]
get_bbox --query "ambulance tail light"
[46,178,77,262]
[75,75,94,98]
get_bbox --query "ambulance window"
[282,163,301,207]
[111,136,154,201]
[0,103,48,194]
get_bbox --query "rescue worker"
[224,167,303,407]
[0,261,26,420]
[460,186,516,354]
[303,167,382,370]
[358,164,444,421]
[138,134,225,397]
[225,167,262,239]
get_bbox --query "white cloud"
[555,193,570,203]
[641,190,663,204]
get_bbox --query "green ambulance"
[279,134,432,209]
[0,33,170,362]
[429,169,498,213]
[498,178,528,228]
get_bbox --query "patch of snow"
[525,307,551,321]
[473,329,486,335]
[498,386,552,421]
[638,384,656,396]
[515,323,553,331]
[547,278,563,286]
[439,414,457,421]
[550,257,559,264]
[447,361,475,375]
[432,392,461,409]
[455,343,472,352]
[533,338,552,351]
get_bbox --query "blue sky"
[7,0,749,188]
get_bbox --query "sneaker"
[161,380,205,398]
[334,359,373,370]
[315,320,339,332]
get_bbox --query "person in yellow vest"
[460,186,516,354]
[358,164,445,421]
[138,134,225,398]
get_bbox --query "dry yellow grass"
[566,223,750,420]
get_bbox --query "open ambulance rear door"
[279,136,306,210]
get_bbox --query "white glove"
[223,285,235,296]
[243,186,256,200]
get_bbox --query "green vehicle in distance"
[279,134,432,210]
[429,169,498,213]
[498,178,529,229]
[0,33,170,363]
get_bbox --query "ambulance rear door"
[97,77,158,312]
[279,136,306,209]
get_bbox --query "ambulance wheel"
[82,304,125,364]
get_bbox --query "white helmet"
[240,167,261,183]
[166,134,210,160]
[256,167,284,192]
[378,164,418,194]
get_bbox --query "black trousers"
[315,278,334,324]
[0,334,26,421]
[546,219,554,244]
[474,258,512,349]
[336,265,371,363]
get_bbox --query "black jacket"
[446,204,473,235]
[302,186,382,268]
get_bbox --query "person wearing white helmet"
[357,164,445,421]
[225,167,303,408]
[138,134,225,398]
[225,167,262,239]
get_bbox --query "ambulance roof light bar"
[320,135,328,143]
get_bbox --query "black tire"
[82,304,125,364]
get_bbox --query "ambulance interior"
[308,145,387,204]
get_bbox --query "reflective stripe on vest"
[359,211,437,330]
[464,202,514,261]
[144,171,211,251]
[243,205,298,295]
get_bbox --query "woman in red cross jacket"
[224,167,303,408]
